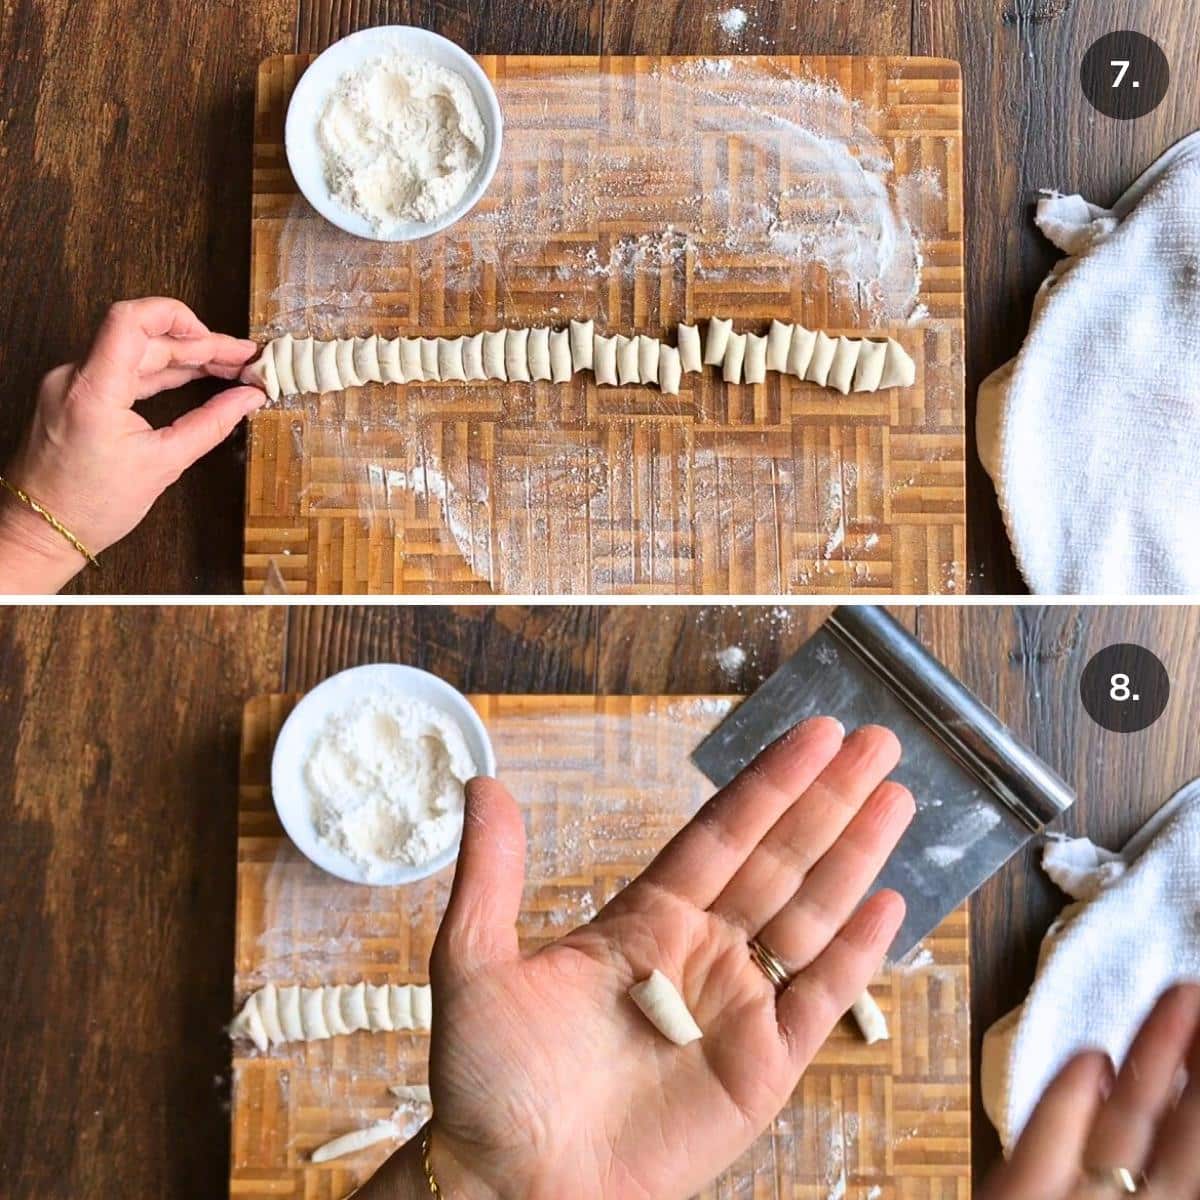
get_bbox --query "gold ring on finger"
[748,937,790,992]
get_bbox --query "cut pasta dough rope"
[229,981,432,1052]
[241,319,916,403]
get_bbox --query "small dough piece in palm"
[703,317,733,365]
[506,328,531,382]
[629,969,703,1046]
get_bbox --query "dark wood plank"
[0,606,285,1197]
[0,0,294,593]
[921,604,1200,1180]
[915,0,1200,592]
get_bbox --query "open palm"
[370,717,913,1200]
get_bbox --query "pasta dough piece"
[341,982,370,1033]
[274,334,297,397]
[743,333,768,384]
[568,318,594,372]
[311,1121,398,1164]
[765,320,793,373]
[293,336,318,394]
[324,985,351,1036]
[786,326,817,378]
[482,330,507,381]
[462,332,486,382]
[549,328,572,383]
[336,338,364,388]
[353,335,383,384]
[437,337,467,382]
[851,990,889,1044]
[242,343,280,401]
[804,331,837,387]
[528,327,552,381]
[827,336,861,395]
[389,1083,432,1104]
[313,339,340,393]
[300,987,331,1041]
[593,334,618,386]
[379,337,404,384]
[722,332,747,384]
[229,991,270,1052]
[505,328,531,382]
[658,345,682,397]
[419,337,440,381]
[278,986,304,1042]
[677,323,702,374]
[629,970,703,1046]
[879,338,916,389]
[366,984,394,1032]
[637,335,661,385]
[616,335,640,386]
[413,985,432,1029]
[257,984,286,1047]
[400,337,425,382]
[851,339,887,393]
[703,317,733,365]
[390,983,414,1030]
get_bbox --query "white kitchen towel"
[977,131,1200,594]
[980,780,1200,1152]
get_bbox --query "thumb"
[433,777,527,981]
[155,385,266,475]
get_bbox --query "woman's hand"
[364,717,914,1200]
[0,296,265,592]
[981,984,1200,1200]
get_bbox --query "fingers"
[1139,984,1200,1193]
[154,385,267,475]
[775,889,904,1071]
[633,717,846,909]
[978,1053,1112,1200]
[710,725,902,933]
[110,296,210,338]
[138,330,259,375]
[432,778,527,980]
[754,780,915,972]
[1083,984,1200,1181]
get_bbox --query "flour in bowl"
[318,53,486,233]
[304,692,478,878]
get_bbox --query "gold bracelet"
[0,474,99,567]
[421,1124,442,1197]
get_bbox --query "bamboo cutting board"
[231,694,970,1198]
[244,54,965,595]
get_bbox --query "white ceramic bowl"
[285,26,503,241]
[271,663,496,886]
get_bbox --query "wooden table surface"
[2,1,1198,593]
[2,602,1198,1197]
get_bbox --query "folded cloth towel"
[980,779,1200,1152]
[978,131,1200,594]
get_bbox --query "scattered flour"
[304,692,478,878]
[718,7,749,36]
[318,54,486,233]
[715,644,748,678]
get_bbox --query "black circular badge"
[1081,32,1169,120]
[1080,643,1169,733]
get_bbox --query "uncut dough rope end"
[241,320,916,403]
[851,989,890,1044]
[628,969,703,1046]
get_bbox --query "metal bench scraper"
[691,606,1075,958]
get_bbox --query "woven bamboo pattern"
[231,693,970,1198]
[244,55,965,595]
